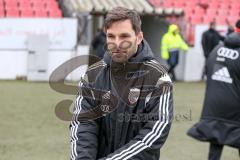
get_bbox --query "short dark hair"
[210,21,216,27]
[236,19,240,29]
[104,7,142,34]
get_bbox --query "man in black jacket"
[188,19,240,160]
[201,21,225,80]
[70,7,173,160]
[201,21,225,59]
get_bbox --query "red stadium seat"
[203,16,215,24]
[190,15,203,24]
[6,9,20,17]
[48,9,62,18]
[34,9,48,17]
[0,8,4,17]
[184,8,194,15]
[221,0,230,4]
[216,16,227,25]
[0,2,3,8]
[19,1,32,9]
[206,9,217,16]
[20,8,34,17]
[5,6,19,11]
[193,7,205,15]
[185,0,198,7]
[230,3,240,10]
[17,0,29,2]
[5,2,18,9]
[29,0,43,3]
[209,2,220,9]
[219,4,230,10]
[227,16,240,24]
[45,2,59,10]
[231,0,240,4]
[31,1,45,9]
[199,0,209,4]
[185,15,191,22]
[162,1,174,8]
[217,10,229,16]
[4,0,17,3]
[0,0,63,18]
[4,0,18,5]
[173,1,185,8]
[229,10,240,17]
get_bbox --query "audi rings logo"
[217,47,239,60]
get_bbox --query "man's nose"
[114,38,122,48]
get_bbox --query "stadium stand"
[149,0,240,23]
[1,0,63,18]
[148,0,240,45]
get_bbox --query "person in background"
[201,21,225,80]
[188,19,240,160]
[91,28,106,59]
[226,19,234,35]
[161,24,189,81]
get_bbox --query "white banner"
[0,18,78,50]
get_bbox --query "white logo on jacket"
[211,67,233,84]
[217,47,239,60]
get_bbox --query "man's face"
[173,30,178,35]
[210,22,216,29]
[106,19,143,63]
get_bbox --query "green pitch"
[0,81,238,160]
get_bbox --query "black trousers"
[201,62,207,80]
[167,50,179,81]
[208,143,223,160]
[208,143,240,160]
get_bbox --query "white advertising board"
[0,18,78,50]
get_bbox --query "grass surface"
[0,81,239,160]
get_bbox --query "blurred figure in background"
[161,24,189,81]
[226,19,234,35]
[91,28,106,59]
[188,19,240,160]
[201,21,225,80]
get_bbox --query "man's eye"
[121,35,130,38]
[107,35,114,39]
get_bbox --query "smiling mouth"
[113,52,123,54]
[113,52,126,57]
[112,50,126,54]
[113,53,123,58]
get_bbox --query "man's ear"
[136,31,143,45]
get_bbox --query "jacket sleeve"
[161,35,170,60]
[179,35,189,51]
[99,74,173,160]
[201,32,208,58]
[70,79,99,160]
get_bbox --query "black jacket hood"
[103,39,155,65]
[224,32,240,49]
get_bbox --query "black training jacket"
[70,40,173,160]
[188,32,240,148]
